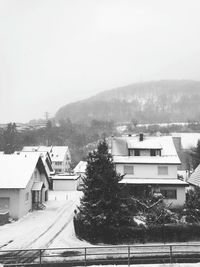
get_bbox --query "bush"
[74,218,200,244]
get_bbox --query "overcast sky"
[0,0,200,123]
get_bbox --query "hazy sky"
[0,0,200,123]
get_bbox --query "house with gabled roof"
[111,134,188,208]
[22,146,71,174]
[0,154,49,219]
[187,164,200,188]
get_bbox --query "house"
[0,154,49,219]
[22,146,71,174]
[15,150,54,178]
[111,134,188,208]
[74,161,87,185]
[51,173,80,191]
[172,133,200,171]
[187,164,200,188]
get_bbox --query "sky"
[0,0,200,123]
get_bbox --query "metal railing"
[1,244,200,266]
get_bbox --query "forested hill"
[55,80,200,124]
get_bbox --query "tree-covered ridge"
[56,80,200,123]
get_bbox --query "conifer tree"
[191,140,200,169]
[75,139,133,241]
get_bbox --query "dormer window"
[128,149,161,156]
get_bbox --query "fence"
[1,244,200,266]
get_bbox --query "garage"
[52,174,80,191]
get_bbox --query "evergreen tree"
[75,139,133,242]
[191,140,200,169]
[3,123,19,154]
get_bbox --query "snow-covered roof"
[74,161,87,173]
[119,178,188,186]
[22,146,70,162]
[0,154,43,189]
[112,135,181,165]
[113,155,181,164]
[188,165,200,187]
[52,174,79,180]
[15,151,53,172]
[127,139,162,149]
[50,146,69,162]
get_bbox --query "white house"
[111,134,188,208]
[15,150,54,178]
[0,154,49,219]
[187,164,200,188]
[22,146,71,174]
[52,174,80,191]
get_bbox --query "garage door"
[0,198,10,211]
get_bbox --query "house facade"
[112,134,188,208]
[52,174,80,191]
[0,154,49,219]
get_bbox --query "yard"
[0,191,87,250]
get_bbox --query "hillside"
[56,80,200,124]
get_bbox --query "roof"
[113,156,181,164]
[32,182,44,191]
[112,135,181,165]
[127,139,162,149]
[51,174,79,180]
[119,178,188,186]
[16,151,53,172]
[74,161,87,173]
[22,146,70,162]
[188,164,200,187]
[50,146,69,162]
[0,154,45,189]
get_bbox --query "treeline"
[56,80,200,124]
[0,119,116,165]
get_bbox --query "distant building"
[0,154,49,219]
[22,146,71,174]
[111,134,188,208]
[187,164,200,188]
[51,173,80,191]
[73,161,87,189]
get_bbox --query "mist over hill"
[56,80,200,124]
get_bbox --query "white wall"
[159,186,186,208]
[53,179,78,191]
[116,163,178,179]
[0,189,20,219]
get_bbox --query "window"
[161,189,177,199]
[34,170,37,179]
[55,162,62,166]
[124,165,134,174]
[140,150,150,156]
[25,192,29,201]
[158,166,168,175]
[134,149,140,156]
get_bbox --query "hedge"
[74,217,200,244]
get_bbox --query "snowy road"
[0,191,83,250]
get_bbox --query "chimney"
[139,133,144,142]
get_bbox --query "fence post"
[169,245,173,263]
[39,249,42,267]
[128,245,130,267]
[84,247,87,267]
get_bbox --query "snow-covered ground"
[0,190,85,250]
